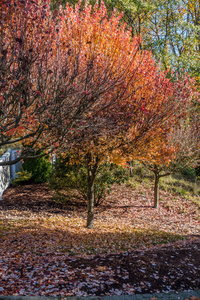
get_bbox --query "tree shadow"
[0,183,87,214]
[1,220,199,296]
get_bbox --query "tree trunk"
[86,167,95,228]
[154,171,160,209]
[129,161,133,177]
[86,153,99,228]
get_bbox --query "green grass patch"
[128,164,200,213]
[59,228,184,255]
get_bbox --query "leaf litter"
[0,183,200,296]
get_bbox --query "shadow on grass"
[1,183,153,216]
[1,218,200,296]
[0,183,87,214]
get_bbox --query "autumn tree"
[47,1,196,228]
[54,0,200,82]
[48,1,144,228]
[139,107,200,209]
[52,0,155,42]
[0,0,103,165]
[0,0,62,164]
[0,0,139,166]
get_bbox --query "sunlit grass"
[129,162,200,208]
[0,215,184,256]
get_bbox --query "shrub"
[180,166,196,180]
[22,151,52,183]
[195,164,200,177]
[75,163,128,206]
[50,156,128,206]
[12,169,32,185]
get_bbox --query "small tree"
[141,112,200,208]
[51,1,197,228]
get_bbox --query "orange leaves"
[52,2,195,177]
[0,0,196,175]
[110,149,127,167]
[59,1,140,89]
[6,128,16,137]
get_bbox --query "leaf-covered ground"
[0,183,200,296]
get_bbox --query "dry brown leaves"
[0,183,200,296]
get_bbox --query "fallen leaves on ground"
[185,297,200,300]
[0,183,200,296]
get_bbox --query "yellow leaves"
[110,149,127,167]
